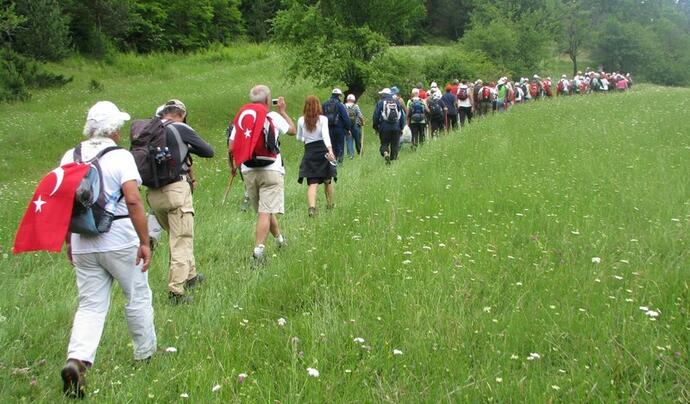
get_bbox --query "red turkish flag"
[231,103,268,167]
[13,163,90,254]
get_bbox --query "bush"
[0,48,72,102]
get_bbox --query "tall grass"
[0,45,688,402]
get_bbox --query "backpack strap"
[165,123,189,173]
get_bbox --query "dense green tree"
[556,0,591,76]
[240,0,280,42]
[209,0,245,45]
[273,1,389,97]
[60,0,132,57]
[13,0,71,61]
[423,0,474,40]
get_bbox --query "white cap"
[87,101,130,124]
[562,74,567,78]
[155,105,165,117]
[533,74,540,79]
[346,94,355,101]
[332,88,343,95]
[498,78,506,85]
[430,81,438,88]
[378,88,392,95]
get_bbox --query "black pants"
[379,130,401,160]
[409,123,426,146]
[458,107,472,126]
[446,113,458,131]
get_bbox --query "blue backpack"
[70,145,126,235]
[410,99,425,123]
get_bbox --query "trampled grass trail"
[0,48,688,401]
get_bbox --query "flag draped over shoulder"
[231,103,268,167]
[13,163,90,254]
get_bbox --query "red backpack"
[481,86,492,101]
[458,86,469,101]
[529,83,539,98]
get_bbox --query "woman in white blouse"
[297,96,337,217]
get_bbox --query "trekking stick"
[444,111,449,135]
[221,173,236,205]
[360,127,364,157]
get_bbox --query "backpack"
[557,80,564,93]
[458,86,469,101]
[323,99,340,126]
[543,82,552,97]
[70,145,126,235]
[428,98,444,119]
[529,83,539,98]
[345,104,358,126]
[232,104,280,168]
[130,117,185,189]
[591,78,601,91]
[481,86,492,101]
[409,99,425,123]
[381,98,400,124]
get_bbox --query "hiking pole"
[360,127,365,157]
[221,172,236,205]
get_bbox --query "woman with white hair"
[59,101,156,398]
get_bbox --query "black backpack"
[130,117,185,188]
[323,99,340,126]
[70,145,126,235]
[428,98,443,119]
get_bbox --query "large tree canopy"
[272,0,426,97]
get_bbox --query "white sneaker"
[275,234,286,248]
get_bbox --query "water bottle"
[97,196,118,233]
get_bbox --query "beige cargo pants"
[147,180,197,295]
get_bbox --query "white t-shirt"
[230,111,291,175]
[60,138,142,254]
[456,85,472,108]
[297,115,331,147]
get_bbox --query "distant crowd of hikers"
[12,68,632,398]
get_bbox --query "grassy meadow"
[0,45,689,402]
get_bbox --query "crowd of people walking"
[14,68,632,397]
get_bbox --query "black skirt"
[298,141,337,184]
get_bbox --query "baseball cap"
[390,86,400,95]
[86,101,130,124]
[164,99,187,113]
[346,94,356,101]
[378,88,392,95]
[332,88,343,95]
[430,81,438,88]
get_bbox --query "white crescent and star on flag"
[237,109,257,139]
[33,167,66,213]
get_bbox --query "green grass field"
[0,45,689,402]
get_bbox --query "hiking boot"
[308,207,316,217]
[185,273,205,290]
[326,203,334,210]
[169,292,193,305]
[61,358,87,399]
[240,196,250,212]
[383,151,390,165]
[275,234,287,249]
[251,245,266,268]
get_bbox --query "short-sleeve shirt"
[60,138,142,254]
[230,111,291,175]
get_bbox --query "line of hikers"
[14,72,632,397]
[369,69,633,161]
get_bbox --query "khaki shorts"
[243,170,284,214]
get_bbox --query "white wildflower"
[353,337,365,344]
[212,384,221,392]
[393,349,403,356]
[165,347,177,353]
[307,367,320,377]
[591,257,601,264]
[277,317,287,327]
